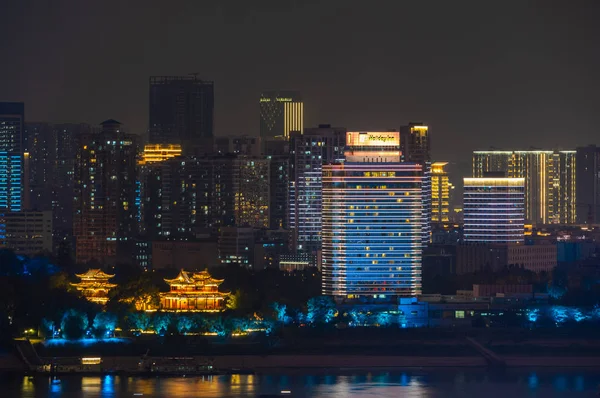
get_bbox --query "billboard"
[346,132,400,147]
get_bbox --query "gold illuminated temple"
[71,269,117,305]
[160,269,229,312]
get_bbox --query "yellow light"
[140,144,182,164]
[464,177,524,186]
[81,357,102,365]
[346,132,400,147]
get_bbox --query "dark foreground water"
[5,370,600,397]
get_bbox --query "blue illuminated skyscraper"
[322,132,424,299]
[0,102,25,212]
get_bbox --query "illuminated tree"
[348,310,368,327]
[128,312,151,331]
[92,312,118,338]
[176,315,195,334]
[40,318,57,338]
[152,313,172,335]
[206,316,227,336]
[61,309,89,340]
[306,296,337,324]
[271,302,291,324]
[109,274,160,311]
[376,312,392,327]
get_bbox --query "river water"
[6,370,600,397]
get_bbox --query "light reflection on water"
[7,371,600,397]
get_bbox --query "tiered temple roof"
[160,269,229,312]
[71,269,117,305]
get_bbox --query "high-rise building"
[52,123,93,248]
[322,132,424,299]
[259,91,303,139]
[139,144,182,164]
[0,211,52,256]
[431,162,450,226]
[141,154,270,238]
[575,145,600,224]
[149,76,214,154]
[400,123,430,164]
[234,157,270,228]
[289,125,346,254]
[554,150,577,224]
[400,122,431,245]
[463,176,525,244]
[218,226,256,267]
[214,135,261,156]
[0,102,25,212]
[266,154,289,230]
[473,150,576,224]
[24,123,54,211]
[73,120,139,265]
[140,156,200,239]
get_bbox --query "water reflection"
[9,370,600,397]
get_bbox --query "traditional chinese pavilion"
[71,269,117,305]
[160,269,229,312]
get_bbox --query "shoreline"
[6,354,600,375]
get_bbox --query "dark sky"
[1,0,599,169]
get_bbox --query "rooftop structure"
[71,269,117,305]
[160,269,229,312]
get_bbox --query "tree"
[206,316,227,336]
[152,313,172,335]
[48,272,75,292]
[108,274,160,311]
[306,296,337,325]
[128,312,151,332]
[92,312,118,338]
[271,302,291,324]
[61,309,89,340]
[176,315,195,334]
[226,289,255,313]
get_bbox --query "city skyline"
[3,2,600,386]
[1,1,598,168]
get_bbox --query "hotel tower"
[322,132,424,299]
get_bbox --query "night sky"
[1,0,599,170]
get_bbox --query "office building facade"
[149,76,214,154]
[575,145,600,224]
[400,122,431,244]
[0,211,52,256]
[473,150,576,224]
[289,125,346,254]
[322,132,424,298]
[0,102,25,212]
[259,91,303,139]
[431,162,450,226]
[141,154,270,238]
[73,120,139,265]
[463,177,525,244]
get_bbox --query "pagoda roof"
[75,269,115,279]
[72,281,117,289]
[164,269,224,285]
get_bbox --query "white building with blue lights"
[322,132,424,299]
[0,102,25,213]
[463,176,525,244]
